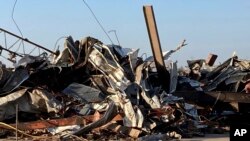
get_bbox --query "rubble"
[0,33,244,140]
[0,5,249,141]
[0,33,204,140]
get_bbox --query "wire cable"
[81,0,113,44]
[28,46,37,55]
[12,0,25,54]
[53,36,67,51]
[108,30,120,46]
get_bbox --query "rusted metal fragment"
[0,116,85,130]
[73,102,118,135]
[206,53,218,66]
[245,81,250,93]
[0,114,122,130]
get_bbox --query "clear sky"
[1,0,250,66]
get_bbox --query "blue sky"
[1,0,250,66]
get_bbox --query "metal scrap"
[0,5,249,141]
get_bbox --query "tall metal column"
[143,5,170,93]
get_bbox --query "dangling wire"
[29,46,37,55]
[108,30,121,46]
[12,0,25,54]
[81,0,113,44]
[53,36,67,51]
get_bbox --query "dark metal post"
[143,5,170,93]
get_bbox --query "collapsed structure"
[0,32,250,140]
[0,5,250,141]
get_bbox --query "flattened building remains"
[0,5,250,141]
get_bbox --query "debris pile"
[1,30,250,140]
[0,35,214,140]
[1,4,250,140]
